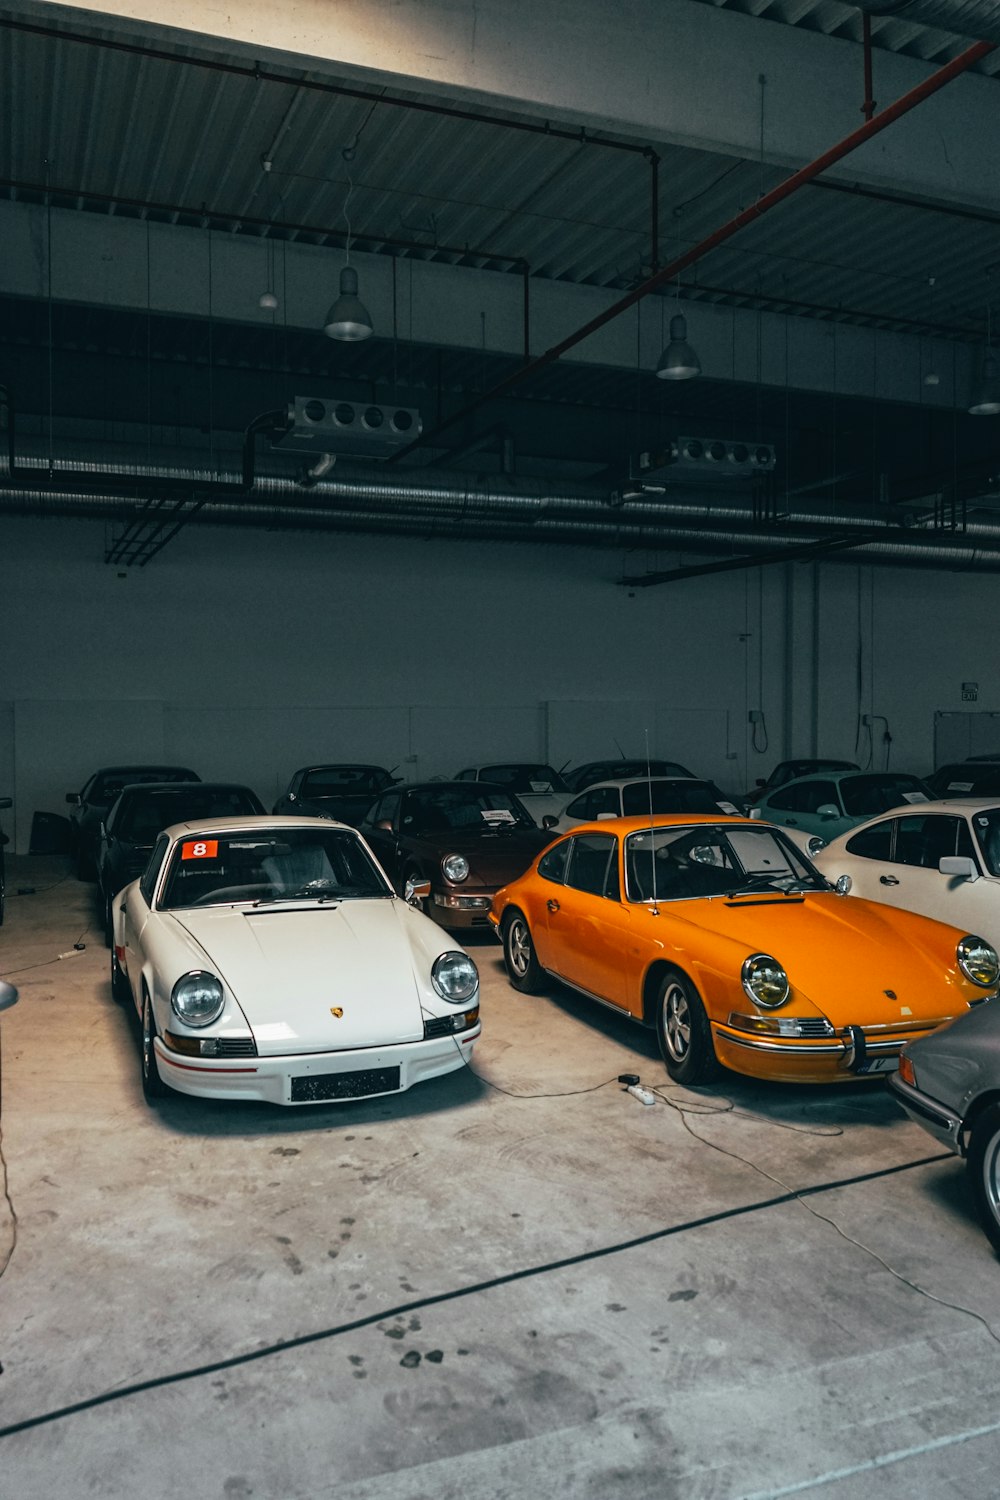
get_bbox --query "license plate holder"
[290,1065,401,1102]
[854,1055,898,1076]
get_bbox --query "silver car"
[891,999,1000,1253]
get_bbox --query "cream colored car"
[812,798,1000,952]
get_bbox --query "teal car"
[754,769,932,844]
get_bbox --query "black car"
[68,765,200,879]
[562,758,695,793]
[925,762,1000,799]
[0,796,11,926]
[272,764,399,825]
[742,758,859,810]
[358,781,551,930]
[98,781,263,942]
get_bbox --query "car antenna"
[614,738,627,760]
[645,728,659,915]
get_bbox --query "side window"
[139,834,170,905]
[800,780,839,814]
[768,783,805,812]
[845,821,894,861]
[565,833,618,899]
[456,769,476,781]
[894,814,964,869]
[590,787,619,818]
[538,840,570,884]
[565,793,590,819]
[366,791,401,830]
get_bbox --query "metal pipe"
[389,36,994,462]
[862,14,877,121]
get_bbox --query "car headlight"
[741,953,790,1009]
[171,970,225,1026]
[957,935,1000,988]
[431,951,479,1004]
[441,853,469,883]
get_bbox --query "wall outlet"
[748,709,764,724]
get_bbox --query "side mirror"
[375,819,393,832]
[748,807,762,820]
[939,855,979,882]
[66,792,81,805]
[542,814,558,829]
[816,804,840,819]
[287,792,297,803]
[597,811,616,820]
[404,876,431,907]
[0,981,18,1012]
[835,874,853,896]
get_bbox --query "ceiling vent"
[632,438,776,483]
[275,396,422,457]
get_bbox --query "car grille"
[214,1038,258,1057]
[790,1018,836,1037]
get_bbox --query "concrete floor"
[2,857,1000,1498]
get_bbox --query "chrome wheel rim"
[663,984,691,1061]
[507,919,531,977]
[142,1000,154,1080]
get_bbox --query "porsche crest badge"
[330,1006,344,1018]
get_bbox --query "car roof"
[161,815,358,839]
[547,813,760,836]
[764,768,924,789]
[116,780,255,795]
[574,776,712,792]
[295,763,389,773]
[857,797,1000,815]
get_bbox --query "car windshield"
[573,759,693,789]
[92,768,196,801]
[158,828,393,909]
[840,774,930,817]
[116,788,261,843]
[621,780,729,816]
[403,787,534,834]
[624,824,826,902]
[479,764,567,793]
[300,767,390,798]
[972,809,1000,876]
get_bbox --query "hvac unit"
[274,396,423,458]
[631,438,776,483]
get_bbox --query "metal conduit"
[6,486,1000,571]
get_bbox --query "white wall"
[2,514,999,850]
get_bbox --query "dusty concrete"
[2,855,1000,1498]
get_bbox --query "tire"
[141,992,168,1101]
[967,1103,1000,1255]
[655,968,720,1086]
[110,948,131,1006]
[502,910,545,994]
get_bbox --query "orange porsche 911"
[489,815,999,1086]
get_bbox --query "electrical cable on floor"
[665,1091,1000,1350]
[0,1028,16,1285]
[0,1149,952,1441]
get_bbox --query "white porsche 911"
[110,816,481,1106]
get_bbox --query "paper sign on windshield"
[529,781,553,793]
[901,792,929,803]
[948,782,974,792]
[481,809,516,825]
[182,839,219,860]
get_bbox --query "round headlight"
[442,853,469,883]
[171,970,225,1026]
[741,953,790,1009]
[957,935,1000,988]
[432,951,479,1004]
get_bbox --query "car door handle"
[784,818,798,826]
[547,898,560,913]
[879,875,900,886]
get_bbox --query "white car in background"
[812,798,1000,952]
[546,776,742,834]
[111,816,481,1106]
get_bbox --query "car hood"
[171,899,426,1053]
[655,890,970,1024]
[409,828,550,886]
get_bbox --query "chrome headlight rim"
[741,952,791,1010]
[957,934,1000,989]
[441,853,470,883]
[431,950,479,1005]
[170,969,225,1027]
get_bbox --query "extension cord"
[626,1083,656,1106]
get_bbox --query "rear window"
[301,768,390,798]
[621,780,727,816]
[93,768,198,801]
[840,775,929,817]
[117,787,262,842]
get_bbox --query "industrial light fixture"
[323,162,373,341]
[970,352,1000,415]
[655,300,700,381]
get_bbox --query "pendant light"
[970,304,1000,415]
[655,279,700,381]
[323,166,373,341]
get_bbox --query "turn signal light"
[897,1053,915,1086]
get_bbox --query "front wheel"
[502,910,544,994]
[141,993,169,1101]
[967,1104,1000,1254]
[655,969,720,1086]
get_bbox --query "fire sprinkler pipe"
[389,36,994,463]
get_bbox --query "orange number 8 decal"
[181,839,219,860]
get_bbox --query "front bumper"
[712,1016,957,1085]
[430,891,495,929]
[888,1072,964,1153]
[154,1024,480,1106]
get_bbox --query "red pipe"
[391,37,994,461]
